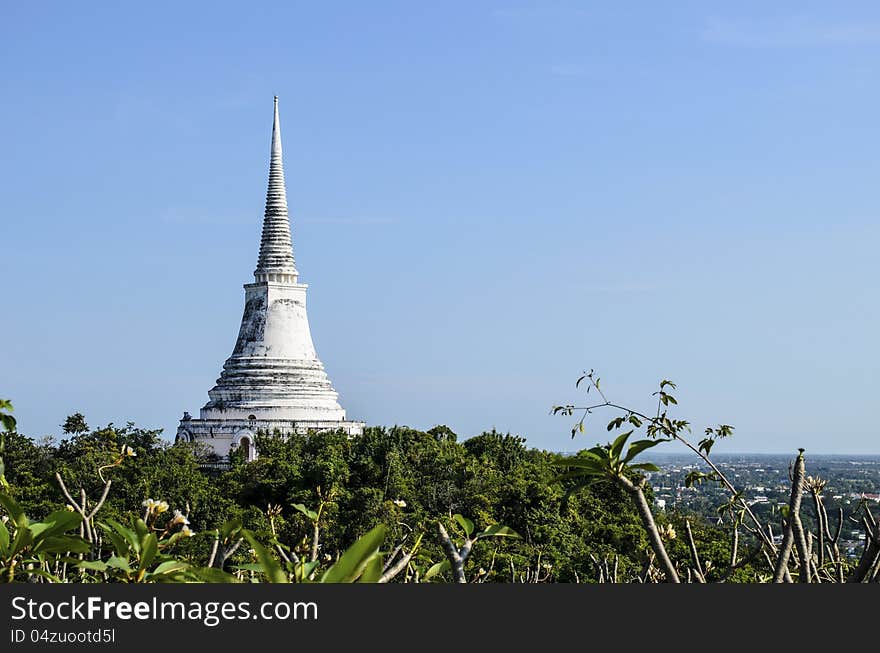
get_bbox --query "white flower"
[65,504,75,512]
[121,445,136,457]
[392,499,407,508]
[142,498,169,514]
[171,510,190,526]
[1,515,8,524]
[180,525,195,537]
[661,524,677,540]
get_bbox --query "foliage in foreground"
[552,371,880,583]
[2,372,879,583]
[0,398,659,582]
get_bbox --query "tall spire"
[176,95,363,458]
[255,96,298,280]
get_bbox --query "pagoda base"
[175,417,365,461]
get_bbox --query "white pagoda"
[176,97,364,461]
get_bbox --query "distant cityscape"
[648,454,880,557]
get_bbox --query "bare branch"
[437,522,466,583]
[685,519,705,580]
[378,550,414,583]
[87,481,112,520]
[54,473,82,513]
[773,451,807,582]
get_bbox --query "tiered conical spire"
[200,95,346,421]
[255,96,298,279]
[177,96,363,456]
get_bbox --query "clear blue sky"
[2,2,878,454]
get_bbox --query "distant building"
[849,492,880,502]
[176,97,363,461]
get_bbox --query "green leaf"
[0,492,27,527]
[553,450,605,468]
[0,518,9,557]
[424,560,451,581]
[190,567,240,583]
[292,503,319,522]
[0,414,15,433]
[139,533,158,573]
[356,554,384,583]
[609,431,633,462]
[133,518,149,541]
[477,524,520,539]
[551,405,574,416]
[559,458,605,472]
[105,519,140,554]
[628,463,661,472]
[151,560,191,576]
[30,511,83,548]
[554,469,603,482]
[77,560,108,572]
[36,535,90,555]
[242,530,288,583]
[99,523,129,558]
[622,438,667,464]
[10,524,33,556]
[295,560,320,581]
[163,530,195,549]
[453,514,475,537]
[553,455,607,479]
[106,556,132,573]
[321,525,386,583]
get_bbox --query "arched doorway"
[240,436,253,462]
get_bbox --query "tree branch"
[438,522,466,583]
